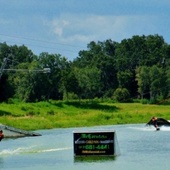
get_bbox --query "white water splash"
[128,126,170,132]
[37,147,72,153]
[0,146,72,156]
[0,147,34,156]
[128,126,154,131]
[159,126,170,131]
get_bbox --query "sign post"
[73,131,118,156]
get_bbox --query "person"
[151,116,159,130]
[0,130,4,141]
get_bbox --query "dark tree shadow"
[63,101,119,112]
[0,110,11,116]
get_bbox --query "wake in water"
[0,146,72,156]
[159,126,170,131]
[128,126,170,132]
[37,147,72,153]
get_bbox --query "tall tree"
[74,40,118,98]
[149,65,167,101]
[73,66,101,99]
[136,66,150,99]
[0,43,36,101]
[37,52,68,100]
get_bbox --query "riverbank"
[0,100,169,130]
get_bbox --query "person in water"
[151,116,159,130]
[0,130,4,141]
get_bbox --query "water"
[0,124,170,170]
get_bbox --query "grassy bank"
[0,100,170,130]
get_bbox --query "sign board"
[73,131,115,156]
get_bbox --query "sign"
[73,131,115,156]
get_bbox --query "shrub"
[47,110,55,115]
[141,99,149,104]
[113,88,130,102]
[63,92,78,100]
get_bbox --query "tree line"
[0,34,169,103]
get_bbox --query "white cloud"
[49,14,157,45]
[0,0,169,60]
[52,19,69,37]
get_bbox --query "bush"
[113,88,130,102]
[7,98,22,104]
[26,111,36,116]
[47,110,55,115]
[140,99,149,104]
[63,92,78,100]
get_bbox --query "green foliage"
[47,110,55,115]
[113,88,130,102]
[63,92,78,100]
[136,66,150,98]
[117,70,133,88]
[0,34,170,103]
[136,65,168,103]
[140,99,149,104]
[73,66,101,99]
[7,98,22,104]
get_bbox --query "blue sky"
[0,0,170,60]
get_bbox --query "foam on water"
[0,146,72,156]
[128,125,170,132]
[37,147,72,153]
[0,146,34,156]
[159,126,170,131]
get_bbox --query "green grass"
[0,100,169,130]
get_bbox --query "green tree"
[74,40,118,98]
[59,61,79,100]
[37,52,68,100]
[136,65,168,102]
[149,65,167,102]
[74,66,101,99]
[0,43,36,101]
[166,68,170,97]
[136,66,150,99]
[11,62,42,102]
[117,70,133,89]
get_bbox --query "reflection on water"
[0,124,170,170]
[0,158,4,166]
[74,155,116,163]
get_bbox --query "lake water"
[0,124,170,170]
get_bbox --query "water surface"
[0,124,170,170]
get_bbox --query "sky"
[0,0,170,61]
